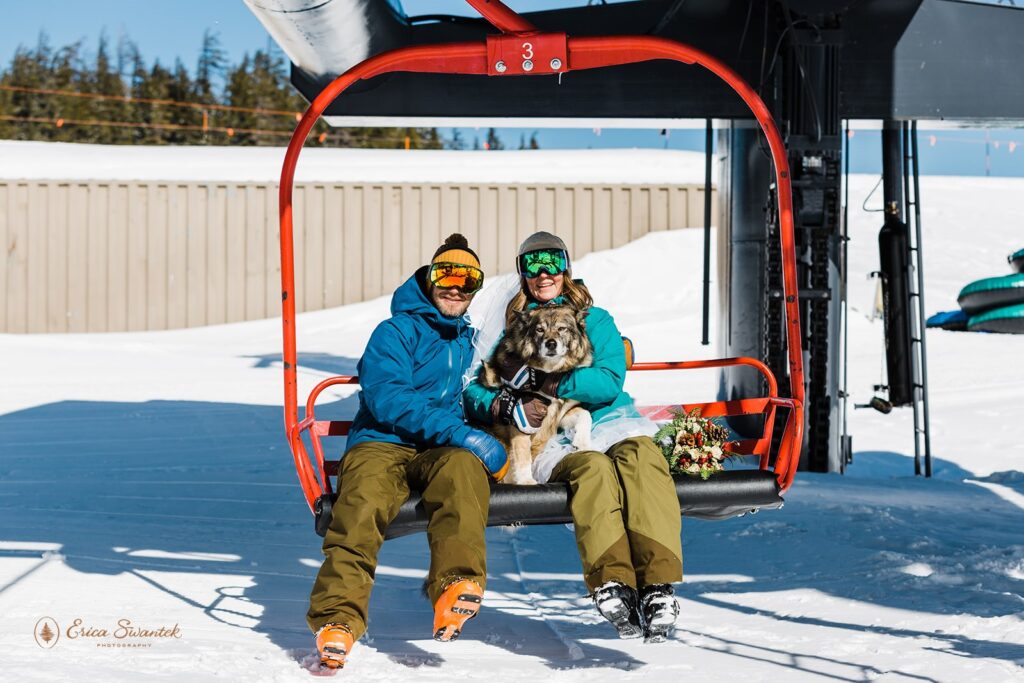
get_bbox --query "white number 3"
[521,42,534,60]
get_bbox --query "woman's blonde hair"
[505,274,594,326]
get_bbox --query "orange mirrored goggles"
[428,262,484,293]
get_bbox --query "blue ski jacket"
[345,266,476,453]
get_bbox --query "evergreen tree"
[120,38,155,144]
[167,58,200,144]
[0,29,451,148]
[2,34,55,140]
[195,30,225,103]
[195,30,226,143]
[137,60,174,145]
[48,40,87,143]
[224,54,256,145]
[91,34,128,143]
[529,131,540,149]
[486,127,503,150]
[447,128,466,150]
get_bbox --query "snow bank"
[0,140,712,184]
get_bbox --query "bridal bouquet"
[654,408,736,479]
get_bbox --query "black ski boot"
[640,583,679,643]
[592,581,643,639]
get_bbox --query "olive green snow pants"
[549,436,683,592]
[306,441,490,639]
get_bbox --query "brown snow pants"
[549,436,683,592]
[306,441,490,640]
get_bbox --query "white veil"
[464,274,659,483]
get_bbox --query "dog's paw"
[505,467,537,486]
[571,431,592,451]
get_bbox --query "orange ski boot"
[315,623,354,671]
[432,578,483,642]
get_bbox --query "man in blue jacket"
[307,234,507,671]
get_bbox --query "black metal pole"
[879,121,914,411]
[842,120,851,471]
[902,122,922,477]
[882,121,903,219]
[701,118,712,346]
[910,121,933,478]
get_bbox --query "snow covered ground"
[0,141,712,184]
[1,170,1023,681]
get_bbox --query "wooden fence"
[0,180,715,333]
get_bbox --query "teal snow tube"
[1010,248,1024,274]
[968,303,1024,334]
[957,273,1024,315]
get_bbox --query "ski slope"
[1,171,1023,681]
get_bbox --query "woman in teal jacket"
[464,231,683,643]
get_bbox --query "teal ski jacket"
[463,296,638,425]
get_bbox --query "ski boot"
[433,578,483,642]
[640,583,679,643]
[314,623,354,671]
[592,581,643,639]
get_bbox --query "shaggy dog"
[481,305,594,485]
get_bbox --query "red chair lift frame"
[278,0,806,521]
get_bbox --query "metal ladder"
[901,121,933,477]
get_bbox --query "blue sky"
[2,1,1023,176]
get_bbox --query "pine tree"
[486,127,504,150]
[167,58,200,144]
[120,38,155,144]
[195,30,225,144]
[48,40,87,143]
[91,34,128,143]
[136,60,173,145]
[224,54,256,144]
[0,29,447,148]
[447,128,466,150]
[2,33,55,140]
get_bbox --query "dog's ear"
[508,309,530,335]
[574,309,588,330]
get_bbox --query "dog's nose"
[545,339,557,351]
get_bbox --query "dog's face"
[508,306,592,372]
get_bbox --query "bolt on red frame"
[279,0,805,515]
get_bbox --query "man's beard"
[431,287,471,318]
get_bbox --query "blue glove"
[451,427,508,481]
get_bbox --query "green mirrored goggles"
[517,248,569,279]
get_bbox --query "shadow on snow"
[1,373,1022,676]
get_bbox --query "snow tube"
[957,273,1024,315]
[1010,248,1024,274]
[926,310,968,331]
[968,302,1024,334]
[314,470,784,539]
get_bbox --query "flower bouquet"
[654,407,736,479]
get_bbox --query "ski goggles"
[517,248,569,279]
[427,262,484,293]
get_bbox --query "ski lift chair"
[277,0,806,538]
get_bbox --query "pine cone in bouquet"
[654,407,736,479]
